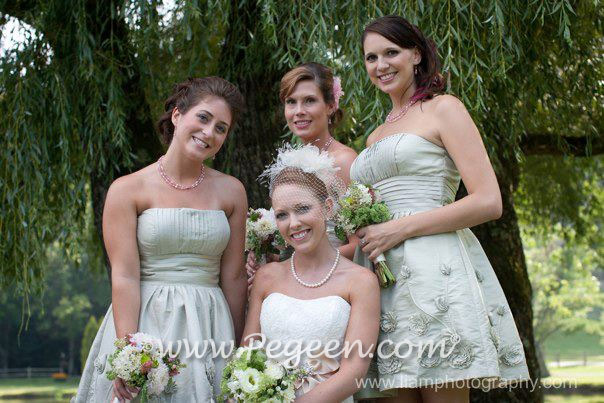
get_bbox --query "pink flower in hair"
[333,76,344,109]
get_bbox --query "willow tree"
[1,1,602,402]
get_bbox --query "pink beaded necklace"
[157,156,205,190]
[385,99,417,124]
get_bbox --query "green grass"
[545,395,604,403]
[0,377,78,400]
[543,364,604,387]
[543,331,604,361]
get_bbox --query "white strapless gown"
[260,293,354,402]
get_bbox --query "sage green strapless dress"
[74,208,235,402]
[351,134,529,394]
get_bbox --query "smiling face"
[363,32,420,96]
[171,95,232,160]
[271,183,332,254]
[284,80,333,142]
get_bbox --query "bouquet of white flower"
[245,208,285,263]
[106,332,185,402]
[334,182,396,288]
[219,346,304,402]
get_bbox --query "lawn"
[543,331,604,362]
[1,367,603,402]
[545,395,604,403]
[541,329,604,401]
[544,364,604,387]
[0,377,78,400]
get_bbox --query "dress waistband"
[139,253,220,286]
[374,175,457,213]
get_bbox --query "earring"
[414,65,418,75]
[328,117,332,125]
[212,155,216,160]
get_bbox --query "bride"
[241,144,380,402]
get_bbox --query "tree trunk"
[68,337,74,375]
[462,157,543,403]
[535,342,550,379]
[214,2,288,208]
[84,0,163,282]
[0,325,7,370]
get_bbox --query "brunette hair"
[271,167,329,203]
[279,62,343,131]
[157,77,245,144]
[362,15,446,101]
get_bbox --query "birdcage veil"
[259,143,345,221]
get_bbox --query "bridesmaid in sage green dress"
[277,63,358,256]
[245,62,358,286]
[74,77,248,402]
[353,16,530,402]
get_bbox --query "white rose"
[263,360,284,380]
[147,363,170,396]
[257,219,275,238]
[235,368,263,394]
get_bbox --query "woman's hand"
[356,219,408,261]
[110,378,138,402]
[246,251,260,288]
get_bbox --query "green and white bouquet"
[106,332,185,402]
[334,182,396,288]
[219,346,304,402]
[245,208,285,264]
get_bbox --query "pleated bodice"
[137,208,230,286]
[351,133,460,216]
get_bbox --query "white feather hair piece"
[259,143,342,195]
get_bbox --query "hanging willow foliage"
[0,0,601,299]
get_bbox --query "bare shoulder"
[352,264,379,288]
[206,168,247,215]
[254,261,288,294]
[207,168,246,195]
[106,164,154,205]
[432,94,468,115]
[332,143,358,165]
[339,259,378,290]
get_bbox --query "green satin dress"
[351,133,530,396]
[74,208,235,402]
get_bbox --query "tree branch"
[522,134,604,156]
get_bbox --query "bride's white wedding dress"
[259,292,354,402]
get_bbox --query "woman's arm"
[104,178,142,402]
[338,236,358,261]
[104,177,141,338]
[219,177,248,344]
[240,264,276,345]
[358,95,503,261]
[296,269,380,402]
[333,149,359,260]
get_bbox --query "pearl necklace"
[290,249,340,288]
[385,99,417,124]
[311,136,333,152]
[322,136,334,151]
[157,156,205,190]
